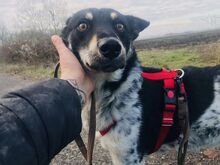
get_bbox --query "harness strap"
[99,120,116,136]
[149,71,177,153]
[142,68,189,165]
[141,69,177,80]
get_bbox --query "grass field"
[0,42,219,80]
[138,42,220,68]
[135,29,220,49]
[0,63,54,80]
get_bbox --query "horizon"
[0,0,220,39]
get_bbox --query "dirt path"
[0,73,219,165]
[0,73,33,96]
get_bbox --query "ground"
[0,72,220,165]
[0,41,220,164]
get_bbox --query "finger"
[51,35,79,65]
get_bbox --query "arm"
[0,79,82,165]
[0,35,94,165]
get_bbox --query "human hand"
[51,35,94,103]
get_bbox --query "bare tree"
[0,24,9,45]
[200,15,220,29]
[16,0,68,33]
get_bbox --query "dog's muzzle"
[88,37,126,72]
[98,38,122,59]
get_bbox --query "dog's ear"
[60,17,72,46]
[126,15,150,40]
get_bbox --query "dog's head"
[61,8,150,73]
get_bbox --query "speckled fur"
[82,56,220,165]
[82,48,145,165]
[189,76,220,149]
[62,8,220,165]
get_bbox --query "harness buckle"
[176,69,185,79]
[164,88,176,105]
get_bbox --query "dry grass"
[0,62,55,80]
[138,41,220,69]
[0,41,220,80]
[196,42,220,64]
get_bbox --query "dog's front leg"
[109,147,144,165]
[81,97,92,130]
[100,120,144,165]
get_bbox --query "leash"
[54,62,96,165]
[177,78,190,165]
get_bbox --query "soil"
[50,131,220,165]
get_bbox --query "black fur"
[61,8,220,164]
[103,53,138,91]
[137,65,220,159]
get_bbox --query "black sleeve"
[0,79,82,165]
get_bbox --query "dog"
[61,8,220,165]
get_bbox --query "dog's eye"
[116,23,124,32]
[77,23,88,32]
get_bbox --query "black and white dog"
[61,8,220,165]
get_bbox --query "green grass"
[1,42,219,80]
[138,43,220,69]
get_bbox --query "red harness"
[142,68,185,153]
[98,68,186,154]
[99,120,116,136]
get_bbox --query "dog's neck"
[92,49,143,130]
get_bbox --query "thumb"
[51,35,83,73]
[51,35,71,57]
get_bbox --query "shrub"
[1,30,58,66]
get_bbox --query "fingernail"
[51,35,60,43]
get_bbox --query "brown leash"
[177,86,190,165]
[87,92,96,164]
[54,62,96,165]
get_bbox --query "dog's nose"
[98,39,122,59]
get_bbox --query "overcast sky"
[0,0,220,39]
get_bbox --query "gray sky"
[0,0,220,39]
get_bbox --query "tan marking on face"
[89,35,98,51]
[110,12,118,20]
[79,35,99,67]
[85,12,93,20]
